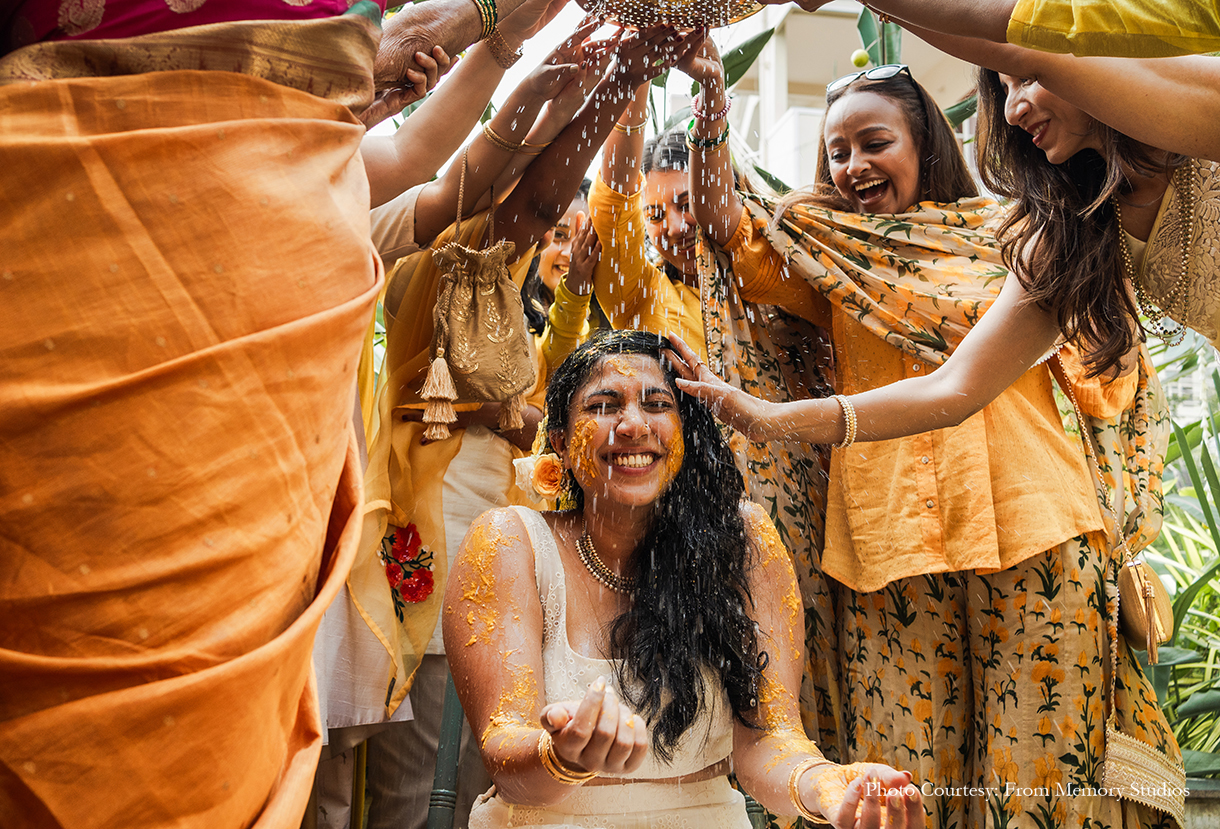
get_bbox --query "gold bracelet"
[831,394,857,449]
[614,120,648,135]
[519,140,551,156]
[789,758,832,824]
[537,731,597,785]
[481,122,522,153]
[487,27,523,69]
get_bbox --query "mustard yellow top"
[1008,0,1220,56]
[734,213,1114,592]
[589,174,825,359]
[541,278,593,371]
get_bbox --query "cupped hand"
[539,675,650,776]
[610,26,701,88]
[361,45,452,127]
[673,28,724,87]
[525,61,583,101]
[664,334,778,441]
[564,212,599,295]
[814,763,924,829]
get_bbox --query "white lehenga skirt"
[468,777,753,829]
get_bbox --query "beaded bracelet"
[831,394,858,449]
[481,122,521,153]
[788,758,832,824]
[487,27,523,69]
[470,0,497,40]
[537,731,597,785]
[614,120,648,135]
[691,94,731,122]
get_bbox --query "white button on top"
[925,499,935,508]
[921,456,930,464]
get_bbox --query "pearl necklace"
[1113,160,1197,346]
[576,530,636,594]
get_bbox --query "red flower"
[400,569,434,603]
[390,524,422,563]
[385,561,404,589]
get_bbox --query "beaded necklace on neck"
[1113,160,1197,346]
[576,526,636,594]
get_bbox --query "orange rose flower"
[532,453,565,498]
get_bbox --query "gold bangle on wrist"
[789,758,832,824]
[831,394,857,449]
[470,0,497,40]
[614,119,648,135]
[538,731,597,785]
[487,27,523,69]
[519,139,551,156]
[481,122,522,153]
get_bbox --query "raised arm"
[670,270,1062,444]
[494,27,700,256]
[678,34,745,247]
[444,508,648,806]
[732,503,923,828]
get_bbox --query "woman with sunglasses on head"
[677,39,1184,829]
[444,330,923,829]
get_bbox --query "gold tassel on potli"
[499,391,525,431]
[422,352,458,441]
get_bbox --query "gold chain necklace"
[1113,160,1197,346]
[576,529,636,594]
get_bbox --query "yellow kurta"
[1009,0,1220,56]
[726,202,1106,593]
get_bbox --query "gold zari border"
[1102,724,1186,825]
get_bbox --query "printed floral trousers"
[838,535,1182,829]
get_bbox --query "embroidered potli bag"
[421,150,536,440]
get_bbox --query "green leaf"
[651,69,670,89]
[1171,553,1220,642]
[1178,690,1220,718]
[664,105,692,132]
[1154,646,1205,667]
[753,164,792,195]
[480,101,495,124]
[882,21,902,65]
[723,28,775,89]
[1183,749,1220,776]
[943,94,977,129]
[856,10,881,68]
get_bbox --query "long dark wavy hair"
[542,330,765,761]
[975,67,1182,376]
[775,69,978,220]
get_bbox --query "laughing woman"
[444,331,923,829]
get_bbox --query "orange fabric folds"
[0,70,380,828]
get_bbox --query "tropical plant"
[1146,336,1220,778]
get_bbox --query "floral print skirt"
[838,536,1182,829]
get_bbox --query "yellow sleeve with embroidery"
[1008,0,1220,56]
[541,278,592,372]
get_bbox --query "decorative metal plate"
[591,0,763,29]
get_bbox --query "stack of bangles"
[614,119,647,135]
[471,0,497,40]
[538,731,598,785]
[686,121,729,152]
[788,757,833,824]
[831,394,858,449]
[482,123,521,153]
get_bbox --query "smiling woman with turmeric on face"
[443,331,921,829]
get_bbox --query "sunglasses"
[826,63,912,95]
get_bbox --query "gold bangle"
[831,394,857,449]
[537,731,597,785]
[487,27,523,69]
[789,758,832,824]
[519,140,551,156]
[481,122,522,153]
[614,120,648,135]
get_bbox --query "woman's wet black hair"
[542,330,765,760]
